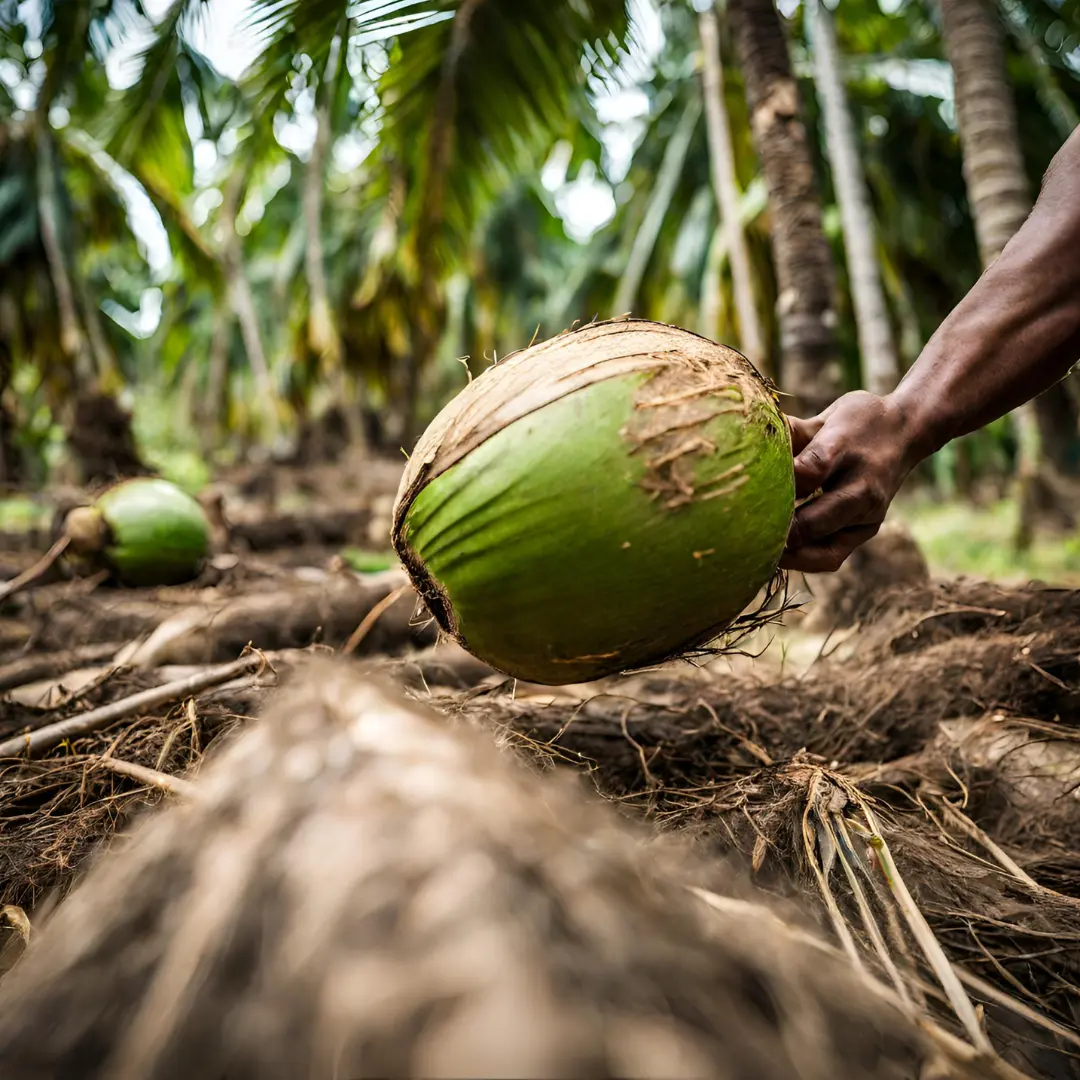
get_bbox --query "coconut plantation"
[1,1,1080,1077]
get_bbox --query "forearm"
[889,129,1080,463]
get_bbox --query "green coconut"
[392,319,795,685]
[65,477,211,586]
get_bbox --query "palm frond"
[59,127,221,287]
[379,0,631,271]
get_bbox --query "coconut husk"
[0,660,1021,1080]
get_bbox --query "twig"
[90,755,196,797]
[858,808,993,1054]
[939,798,1046,894]
[342,584,408,655]
[829,813,912,1006]
[689,885,1035,1080]
[955,965,1080,1050]
[0,641,122,692]
[801,772,863,970]
[0,534,70,604]
[0,654,265,759]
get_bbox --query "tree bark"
[401,0,488,444]
[939,0,1079,541]
[940,0,1030,267]
[220,171,279,440]
[728,0,841,416]
[805,0,899,396]
[699,7,766,370]
[35,129,94,387]
[202,302,232,448]
[304,25,365,447]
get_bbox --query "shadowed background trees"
[3,0,1080,540]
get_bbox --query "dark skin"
[781,127,1080,573]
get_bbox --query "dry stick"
[0,534,70,605]
[0,641,122,692]
[342,584,408,655]
[91,756,196,798]
[801,772,864,971]
[688,887,1037,1080]
[939,798,1063,899]
[0,654,264,759]
[955,965,1080,1050]
[856,808,994,1055]
[689,888,1079,1058]
[828,812,913,1006]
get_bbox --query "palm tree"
[0,1,155,480]
[612,97,702,317]
[727,0,842,415]
[805,0,899,396]
[698,5,765,370]
[939,0,1079,541]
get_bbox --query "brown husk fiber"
[0,577,1078,1075]
[0,662,1023,1080]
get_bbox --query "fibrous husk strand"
[0,661,993,1080]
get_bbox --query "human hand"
[780,391,926,573]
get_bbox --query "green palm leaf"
[378,0,631,268]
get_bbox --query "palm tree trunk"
[612,98,701,318]
[400,0,488,444]
[202,302,232,449]
[805,0,899,396]
[728,0,841,416]
[939,0,1078,543]
[699,7,766,369]
[220,171,279,441]
[35,128,94,387]
[940,0,1030,266]
[74,273,121,391]
[304,24,365,447]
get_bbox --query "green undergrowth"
[896,495,1080,587]
[340,548,399,574]
[130,392,211,496]
[0,497,50,533]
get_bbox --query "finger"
[786,414,824,457]
[778,526,879,574]
[792,436,837,500]
[787,485,878,549]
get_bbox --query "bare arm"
[782,127,1080,573]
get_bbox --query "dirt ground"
[0,462,1078,1078]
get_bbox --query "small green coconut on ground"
[392,319,795,685]
[0,478,211,603]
